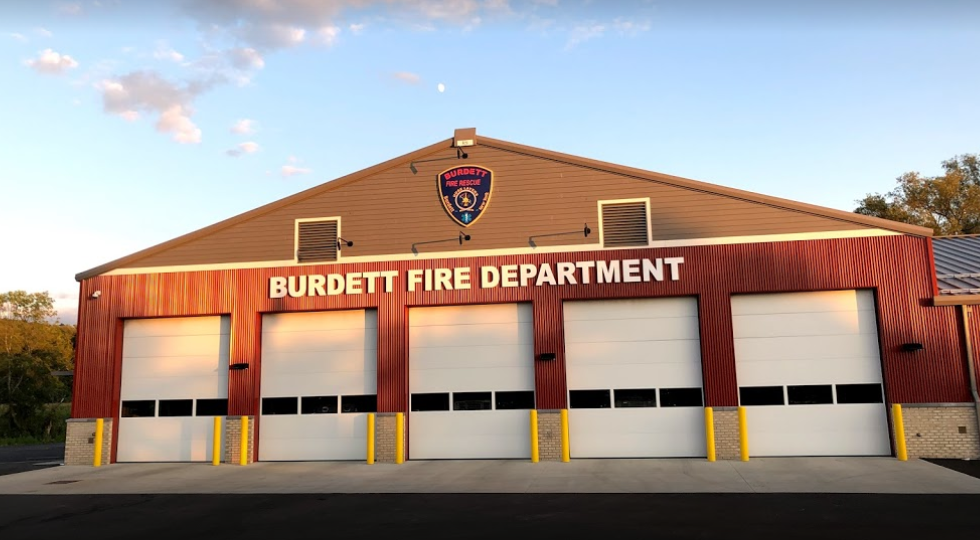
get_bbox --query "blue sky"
[1,0,978,323]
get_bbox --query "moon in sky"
[437,83,445,93]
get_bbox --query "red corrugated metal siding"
[72,235,972,455]
[967,306,980,393]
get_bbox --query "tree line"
[0,291,74,443]
[855,153,980,235]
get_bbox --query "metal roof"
[932,235,980,295]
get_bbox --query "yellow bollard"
[705,407,716,462]
[212,416,221,466]
[395,412,405,464]
[239,416,249,466]
[367,413,376,465]
[738,406,749,462]
[93,418,104,467]
[560,409,570,462]
[530,410,539,463]
[893,404,908,461]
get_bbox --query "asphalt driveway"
[0,444,64,477]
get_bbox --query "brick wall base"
[65,418,113,466]
[900,404,980,459]
[223,416,255,464]
[712,408,740,461]
[374,413,401,463]
[536,410,563,461]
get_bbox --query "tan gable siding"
[119,145,878,269]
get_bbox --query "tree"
[855,153,980,235]
[0,291,74,439]
[0,290,57,323]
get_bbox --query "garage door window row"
[261,395,378,415]
[738,383,883,406]
[121,399,228,418]
[410,391,535,412]
[569,388,704,409]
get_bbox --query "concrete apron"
[1,458,980,495]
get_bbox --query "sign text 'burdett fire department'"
[269,257,684,298]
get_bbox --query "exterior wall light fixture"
[411,232,471,255]
[409,148,468,175]
[528,224,591,248]
[901,343,924,352]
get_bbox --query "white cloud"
[402,0,482,23]
[317,25,341,45]
[531,0,558,5]
[231,118,257,134]
[26,48,79,74]
[8,32,27,42]
[483,0,513,15]
[349,23,366,34]
[158,106,202,143]
[99,71,206,144]
[228,47,265,69]
[565,23,605,49]
[240,23,307,48]
[613,17,651,35]
[153,43,185,63]
[226,141,261,157]
[35,27,53,38]
[281,164,312,177]
[58,2,83,15]
[393,71,421,84]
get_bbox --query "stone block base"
[65,418,113,466]
[900,404,980,459]
[223,416,255,464]
[712,408,740,461]
[536,410,563,461]
[374,413,402,463]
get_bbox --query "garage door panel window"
[302,396,338,414]
[495,391,535,410]
[614,388,657,408]
[412,393,450,412]
[740,386,785,406]
[158,399,193,417]
[453,392,492,411]
[341,394,377,413]
[195,398,228,416]
[835,383,884,404]
[263,397,299,415]
[121,400,156,418]
[659,387,703,407]
[570,390,611,409]
[787,385,833,405]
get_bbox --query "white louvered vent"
[296,219,339,262]
[601,201,649,248]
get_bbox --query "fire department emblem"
[437,165,493,227]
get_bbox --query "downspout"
[958,305,980,444]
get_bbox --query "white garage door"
[117,316,229,462]
[259,310,377,461]
[564,297,706,458]
[409,303,535,460]
[732,290,890,457]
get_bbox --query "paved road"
[0,493,979,540]
[926,459,980,480]
[0,444,64,477]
